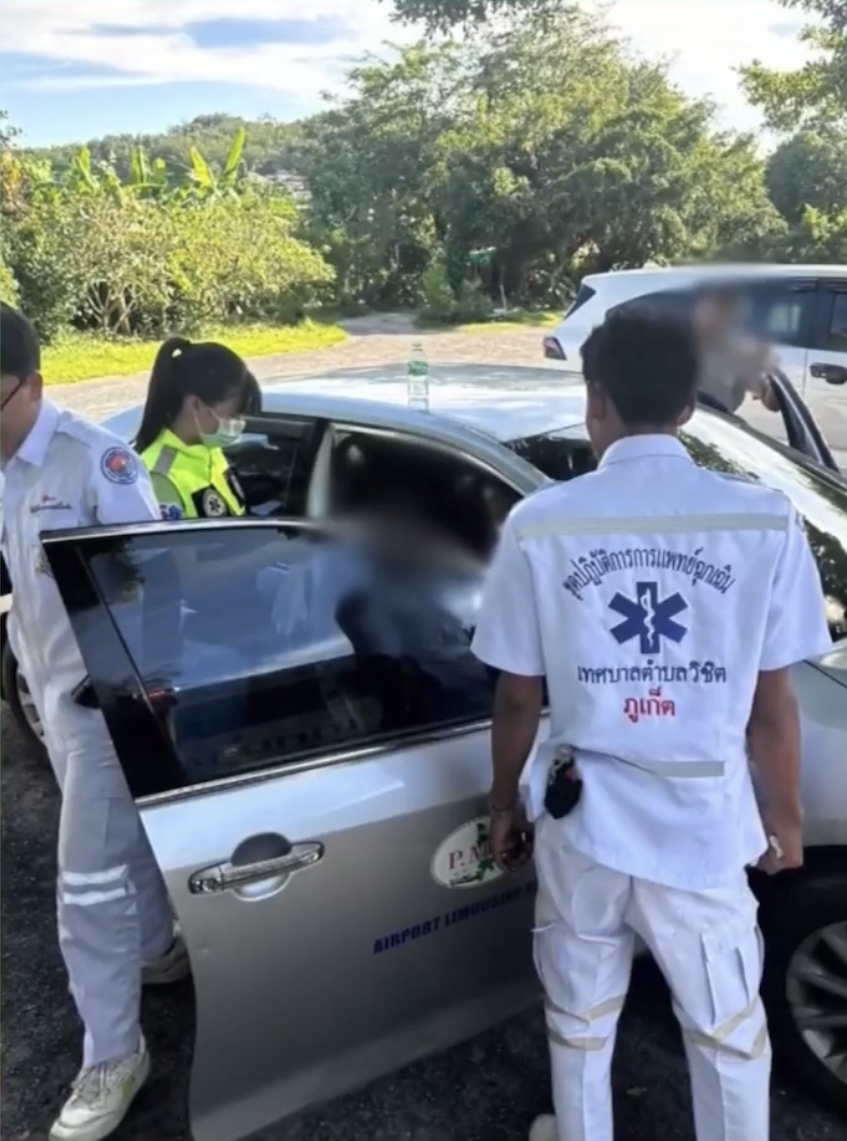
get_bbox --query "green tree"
[741,0,847,128]
[383,0,559,31]
[296,10,778,309]
[766,129,847,221]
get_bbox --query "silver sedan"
[2,365,846,1140]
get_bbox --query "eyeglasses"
[0,381,22,411]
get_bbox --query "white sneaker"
[528,1115,559,1141]
[142,934,190,986]
[49,1036,150,1141]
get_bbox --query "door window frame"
[811,281,847,353]
[226,414,330,519]
[42,516,506,809]
[327,421,528,499]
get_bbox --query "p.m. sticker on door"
[431,816,503,889]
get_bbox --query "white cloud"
[0,0,822,129]
[0,1,419,98]
[601,0,818,130]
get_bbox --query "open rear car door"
[43,517,538,1141]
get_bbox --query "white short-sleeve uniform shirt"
[1,400,160,727]
[471,434,832,890]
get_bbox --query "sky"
[0,0,818,148]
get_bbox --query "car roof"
[104,364,589,445]
[584,263,846,289]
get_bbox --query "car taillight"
[542,336,566,361]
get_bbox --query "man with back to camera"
[0,303,189,1141]
[470,307,831,1141]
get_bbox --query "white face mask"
[196,407,246,449]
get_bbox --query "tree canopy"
[3,4,845,342]
[741,0,847,129]
[382,0,559,31]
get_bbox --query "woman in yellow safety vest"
[135,336,261,520]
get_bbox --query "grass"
[42,320,347,385]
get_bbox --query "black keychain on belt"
[544,746,583,819]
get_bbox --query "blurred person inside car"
[693,287,781,416]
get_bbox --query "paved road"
[1,712,843,1141]
[3,322,846,1139]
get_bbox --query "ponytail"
[134,336,192,455]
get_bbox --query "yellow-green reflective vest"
[140,429,246,520]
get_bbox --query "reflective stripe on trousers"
[43,693,173,1067]
[532,815,770,1141]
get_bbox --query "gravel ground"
[3,318,846,1140]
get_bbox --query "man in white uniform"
[0,304,189,1141]
[471,306,832,1141]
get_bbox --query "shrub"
[455,279,494,323]
[168,197,334,330]
[419,256,456,321]
[0,255,19,305]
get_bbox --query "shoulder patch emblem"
[160,502,183,521]
[202,488,227,517]
[101,446,139,486]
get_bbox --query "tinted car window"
[823,291,847,352]
[564,282,596,318]
[508,432,595,480]
[77,526,494,795]
[680,416,847,640]
[224,420,324,517]
[611,288,697,320]
[741,283,815,348]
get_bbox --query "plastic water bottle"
[406,342,430,410]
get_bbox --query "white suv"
[544,264,847,397]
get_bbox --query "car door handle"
[188,841,324,895]
[810,362,847,384]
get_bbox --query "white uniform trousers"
[41,690,173,1067]
[533,814,771,1141]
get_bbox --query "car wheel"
[762,872,847,1115]
[1,643,48,761]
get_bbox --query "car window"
[507,432,595,480]
[79,525,495,795]
[741,284,815,348]
[680,416,847,641]
[822,291,847,353]
[563,282,597,318]
[610,288,697,320]
[225,420,324,517]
